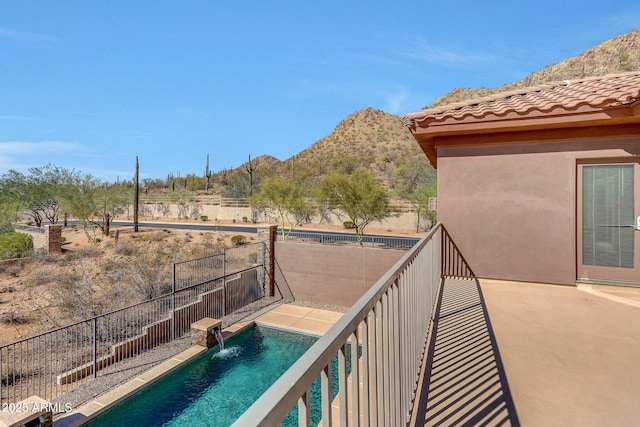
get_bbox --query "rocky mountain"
[223,28,640,194]
[430,28,640,107]
[224,108,429,192]
[279,108,425,184]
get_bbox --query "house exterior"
[404,72,640,286]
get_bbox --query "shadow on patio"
[412,277,519,426]
[413,277,640,426]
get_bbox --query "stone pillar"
[45,225,63,255]
[257,225,277,297]
[190,318,223,348]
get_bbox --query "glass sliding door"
[578,163,640,285]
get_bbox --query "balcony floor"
[413,278,640,426]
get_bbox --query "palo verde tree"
[319,169,393,245]
[250,176,315,239]
[394,157,437,231]
[0,164,67,226]
[58,174,130,242]
[0,192,19,233]
[414,184,437,229]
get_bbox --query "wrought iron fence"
[282,230,420,250]
[173,243,263,291]
[0,244,266,405]
[140,194,421,211]
[139,194,251,207]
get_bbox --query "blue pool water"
[87,325,348,427]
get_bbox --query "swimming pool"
[86,325,348,426]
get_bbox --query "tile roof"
[404,71,640,126]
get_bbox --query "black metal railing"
[281,230,420,250]
[0,245,266,405]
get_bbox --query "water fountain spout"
[214,327,225,350]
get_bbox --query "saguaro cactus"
[205,154,212,192]
[134,156,139,232]
[244,154,255,196]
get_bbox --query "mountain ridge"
[223,28,640,193]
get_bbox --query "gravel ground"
[51,297,346,419]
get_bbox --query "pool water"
[87,325,348,427]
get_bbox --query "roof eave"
[406,102,640,169]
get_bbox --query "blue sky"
[1,2,639,182]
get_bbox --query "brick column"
[257,225,277,297]
[45,225,63,254]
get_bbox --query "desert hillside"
[429,28,640,108]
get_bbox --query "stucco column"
[257,225,277,297]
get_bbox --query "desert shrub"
[200,215,208,221]
[0,311,30,325]
[343,221,355,229]
[114,240,138,256]
[25,265,56,286]
[242,216,248,223]
[53,266,110,319]
[75,245,104,259]
[139,231,166,242]
[0,260,25,277]
[127,245,173,299]
[0,231,33,260]
[231,235,246,246]
[1,364,27,387]
[42,253,65,264]
[202,232,216,247]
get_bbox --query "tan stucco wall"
[274,241,406,306]
[437,138,640,285]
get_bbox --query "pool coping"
[53,304,344,427]
[53,320,255,427]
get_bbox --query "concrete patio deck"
[414,278,640,426]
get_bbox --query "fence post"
[92,317,98,379]
[171,263,176,340]
[222,248,227,316]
